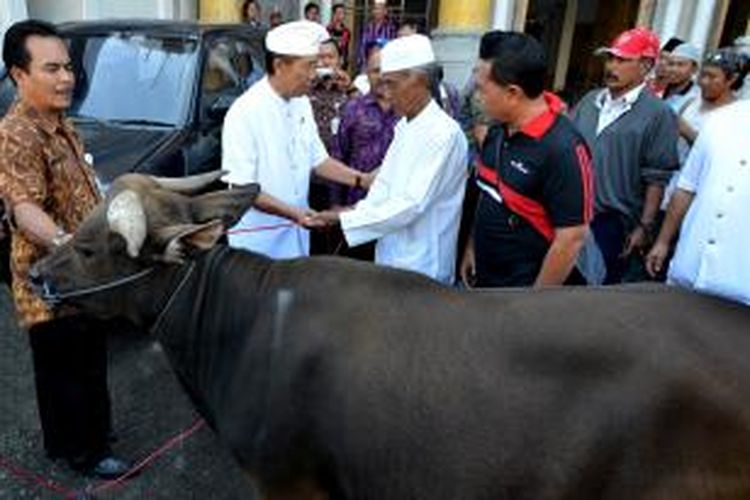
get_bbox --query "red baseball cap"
[596,28,660,60]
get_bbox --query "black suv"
[0,20,266,283]
[1,20,266,183]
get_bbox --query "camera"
[316,67,335,80]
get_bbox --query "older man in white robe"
[222,21,372,259]
[317,35,468,284]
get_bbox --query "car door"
[0,65,15,118]
[184,33,264,175]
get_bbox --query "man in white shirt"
[315,35,468,284]
[222,21,371,259]
[646,100,750,305]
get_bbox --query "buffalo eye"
[77,246,96,258]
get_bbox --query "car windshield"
[68,32,198,126]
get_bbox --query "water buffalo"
[32,172,750,500]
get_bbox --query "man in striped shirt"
[356,0,397,71]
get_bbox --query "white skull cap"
[380,34,435,74]
[265,20,329,57]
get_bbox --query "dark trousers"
[28,315,112,467]
[590,212,650,285]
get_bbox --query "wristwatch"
[354,173,363,189]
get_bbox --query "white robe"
[668,100,750,305]
[340,100,468,284]
[221,77,328,259]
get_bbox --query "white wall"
[651,0,718,56]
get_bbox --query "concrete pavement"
[0,284,257,499]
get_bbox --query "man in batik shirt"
[0,20,131,478]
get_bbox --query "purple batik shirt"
[357,19,398,70]
[331,93,399,206]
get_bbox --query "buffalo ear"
[190,184,260,227]
[153,220,225,263]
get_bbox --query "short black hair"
[661,37,685,53]
[304,2,320,15]
[480,31,547,98]
[479,30,511,60]
[2,19,61,83]
[332,3,346,14]
[364,39,387,61]
[704,48,750,91]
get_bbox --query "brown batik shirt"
[0,101,101,329]
[309,78,349,152]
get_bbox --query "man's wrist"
[354,173,363,189]
[637,219,655,232]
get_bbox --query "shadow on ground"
[0,284,256,499]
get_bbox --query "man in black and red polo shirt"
[460,32,594,288]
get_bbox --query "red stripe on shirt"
[574,143,595,223]
[477,159,555,242]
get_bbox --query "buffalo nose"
[28,266,52,294]
[28,266,43,287]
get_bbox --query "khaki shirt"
[0,101,101,328]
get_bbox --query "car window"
[201,36,263,115]
[0,66,15,117]
[234,38,264,89]
[68,33,199,126]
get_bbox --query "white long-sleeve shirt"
[221,77,328,259]
[340,100,468,284]
[668,100,750,305]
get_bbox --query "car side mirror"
[207,94,236,122]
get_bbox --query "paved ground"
[0,283,258,499]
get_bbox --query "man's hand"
[360,171,377,190]
[622,226,649,257]
[460,241,477,288]
[312,210,342,227]
[295,209,327,229]
[335,69,352,89]
[645,240,670,277]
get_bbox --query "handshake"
[295,207,347,229]
[290,169,377,230]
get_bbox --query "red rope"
[0,417,206,499]
[225,222,295,235]
[0,454,75,496]
[88,417,206,496]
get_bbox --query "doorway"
[525,0,641,104]
[719,0,750,47]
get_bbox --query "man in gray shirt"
[571,28,679,284]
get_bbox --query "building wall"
[199,0,301,23]
[26,0,83,23]
[26,0,197,23]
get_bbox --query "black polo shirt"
[474,93,594,287]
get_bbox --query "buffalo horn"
[107,189,147,258]
[149,170,226,194]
